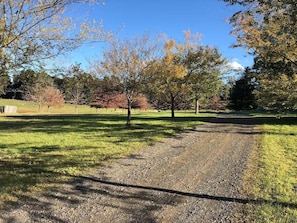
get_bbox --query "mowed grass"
[0,100,215,206]
[243,114,297,222]
[0,99,105,114]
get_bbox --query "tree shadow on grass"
[0,143,121,210]
[2,112,296,130]
[0,114,195,134]
[0,114,212,147]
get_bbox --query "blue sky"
[59,0,253,71]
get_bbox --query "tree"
[132,95,150,110]
[23,71,54,112]
[256,74,297,112]
[90,75,123,109]
[147,92,171,111]
[221,0,296,67]
[12,69,38,99]
[253,57,297,111]
[62,64,97,113]
[43,86,65,112]
[219,78,233,102]
[181,45,226,114]
[0,72,9,97]
[91,92,126,110]
[221,0,297,112]
[94,34,160,125]
[149,39,187,118]
[0,0,107,74]
[230,67,257,110]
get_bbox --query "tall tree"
[0,0,107,74]
[149,39,187,118]
[221,0,296,66]
[253,57,297,111]
[12,69,38,99]
[180,45,226,114]
[0,72,9,97]
[222,0,297,112]
[94,34,160,125]
[62,64,97,113]
[230,67,257,110]
[256,73,297,112]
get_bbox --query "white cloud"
[228,61,245,71]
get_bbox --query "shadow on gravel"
[0,195,69,223]
[193,115,259,135]
[74,175,297,209]
[2,173,297,222]
[210,117,256,125]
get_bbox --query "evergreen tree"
[230,68,257,110]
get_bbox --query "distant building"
[0,106,17,113]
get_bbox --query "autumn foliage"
[223,0,297,111]
[44,86,65,111]
[91,92,150,110]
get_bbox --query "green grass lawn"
[0,99,215,206]
[242,114,297,222]
[0,99,109,114]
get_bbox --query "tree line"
[1,0,296,123]
[0,30,230,126]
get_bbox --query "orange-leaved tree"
[148,39,187,118]
[44,86,65,112]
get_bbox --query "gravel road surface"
[0,113,256,223]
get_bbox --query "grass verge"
[0,110,214,207]
[241,114,297,222]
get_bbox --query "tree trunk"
[38,104,42,113]
[126,99,132,126]
[171,94,175,118]
[195,98,200,114]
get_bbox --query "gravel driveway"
[0,113,256,223]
